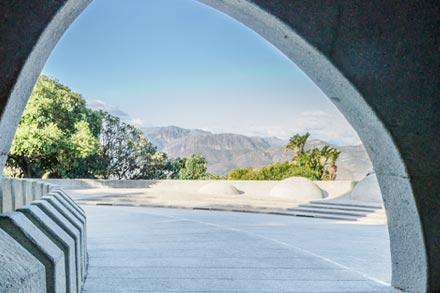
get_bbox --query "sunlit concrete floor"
[82,205,395,292]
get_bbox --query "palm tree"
[284,132,310,163]
[328,149,341,167]
[327,148,341,180]
[319,145,332,167]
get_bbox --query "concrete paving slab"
[0,212,66,293]
[85,267,366,281]
[0,228,46,293]
[82,205,394,292]
[32,199,84,283]
[83,278,397,292]
[18,205,78,293]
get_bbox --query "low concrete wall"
[0,178,56,213]
[0,177,86,293]
[42,178,358,199]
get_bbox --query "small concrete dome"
[351,174,383,203]
[198,182,241,196]
[270,177,322,201]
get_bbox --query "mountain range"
[143,126,373,181]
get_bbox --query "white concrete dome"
[198,182,241,196]
[351,174,383,203]
[270,177,322,201]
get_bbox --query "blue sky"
[42,0,361,145]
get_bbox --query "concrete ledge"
[53,188,85,215]
[0,228,46,293]
[18,205,78,293]
[42,179,358,199]
[0,212,66,293]
[40,196,87,280]
[51,190,86,218]
[50,192,86,224]
[1,178,60,213]
[32,199,84,283]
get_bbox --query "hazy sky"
[42,0,361,145]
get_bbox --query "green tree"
[284,132,310,163]
[228,133,342,181]
[283,133,341,180]
[98,111,168,179]
[168,157,187,179]
[227,162,315,181]
[176,155,208,180]
[7,76,101,178]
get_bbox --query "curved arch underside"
[0,1,438,291]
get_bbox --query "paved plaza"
[82,205,395,292]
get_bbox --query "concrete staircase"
[193,199,387,223]
[286,199,386,222]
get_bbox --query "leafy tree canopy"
[7,76,101,178]
[227,133,341,181]
[98,111,168,180]
[6,76,171,180]
[176,155,209,180]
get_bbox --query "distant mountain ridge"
[143,126,372,181]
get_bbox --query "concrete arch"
[0,1,438,292]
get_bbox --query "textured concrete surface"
[18,205,78,293]
[41,196,87,278]
[0,1,438,291]
[1,177,14,212]
[52,192,86,224]
[82,205,394,292]
[12,178,25,210]
[24,179,34,204]
[32,199,84,282]
[0,228,46,293]
[53,189,86,215]
[0,212,65,293]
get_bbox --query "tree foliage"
[284,132,310,163]
[172,155,218,180]
[227,162,315,180]
[5,76,170,179]
[227,133,341,181]
[98,111,168,179]
[7,76,101,178]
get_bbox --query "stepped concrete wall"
[0,178,86,293]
